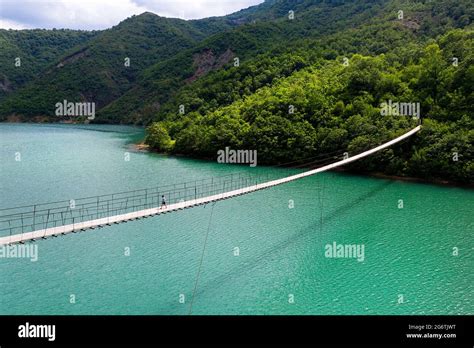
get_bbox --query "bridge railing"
[0,170,289,238]
[0,125,421,243]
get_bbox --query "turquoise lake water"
[0,123,472,315]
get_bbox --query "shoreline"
[131,143,150,151]
[3,123,470,189]
[132,143,473,189]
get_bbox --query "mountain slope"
[96,0,393,123]
[147,29,473,183]
[0,12,236,121]
[140,0,473,183]
[0,0,405,122]
[0,0,472,183]
[0,29,97,99]
[1,0,472,123]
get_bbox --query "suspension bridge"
[0,126,421,246]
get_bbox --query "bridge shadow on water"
[164,179,394,313]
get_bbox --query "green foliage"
[1,0,472,183]
[0,29,97,100]
[146,30,473,183]
[145,123,173,152]
[0,12,240,121]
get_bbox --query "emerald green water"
[0,124,472,315]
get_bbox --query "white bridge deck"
[0,126,421,246]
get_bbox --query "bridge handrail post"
[33,205,36,232]
[173,184,176,204]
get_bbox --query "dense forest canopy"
[0,0,472,183]
[147,31,473,183]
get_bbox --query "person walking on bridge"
[160,195,167,210]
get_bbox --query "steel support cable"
[189,202,216,315]
[0,127,420,241]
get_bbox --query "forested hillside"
[142,0,473,184]
[97,0,393,123]
[0,12,240,120]
[0,29,97,99]
[148,31,473,183]
[0,0,472,183]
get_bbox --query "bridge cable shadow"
[164,179,394,313]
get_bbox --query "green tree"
[145,123,173,151]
